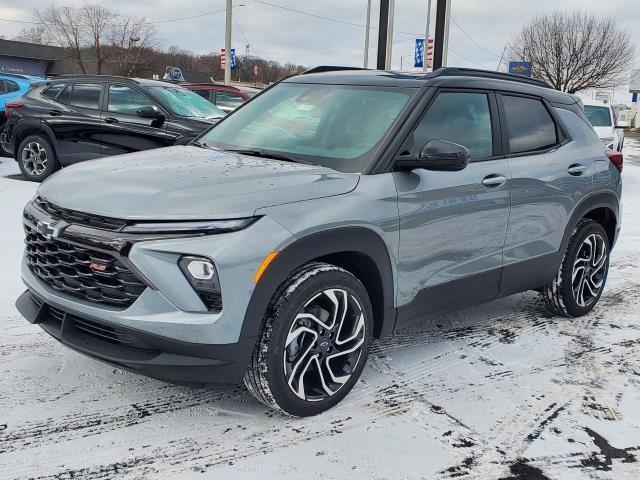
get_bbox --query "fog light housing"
[178,256,222,312]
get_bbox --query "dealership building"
[0,39,73,76]
[0,38,211,82]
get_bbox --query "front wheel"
[542,219,610,317]
[244,263,373,416]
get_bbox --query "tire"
[542,219,610,317]
[244,262,373,417]
[17,134,59,182]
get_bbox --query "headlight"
[178,255,222,312]
[121,217,257,234]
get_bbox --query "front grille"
[24,225,146,308]
[33,196,127,231]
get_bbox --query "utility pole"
[423,0,432,72]
[376,0,390,69]
[385,0,395,69]
[433,0,451,69]
[224,0,232,85]
[363,0,372,68]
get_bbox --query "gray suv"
[16,67,622,416]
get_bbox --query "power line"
[0,8,227,27]
[449,16,502,59]
[249,0,424,37]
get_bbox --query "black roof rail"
[301,66,369,75]
[47,74,140,84]
[430,67,552,89]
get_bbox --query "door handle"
[104,117,119,124]
[48,110,62,116]
[482,174,507,187]
[568,163,587,176]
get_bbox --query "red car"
[182,84,260,113]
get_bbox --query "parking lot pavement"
[1,140,639,480]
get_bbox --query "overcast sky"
[1,0,638,100]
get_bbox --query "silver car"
[16,67,623,416]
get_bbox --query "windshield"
[584,105,612,127]
[147,86,225,119]
[199,82,414,172]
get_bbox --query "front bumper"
[16,289,255,384]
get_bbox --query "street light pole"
[363,0,371,68]
[224,0,232,85]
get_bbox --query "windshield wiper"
[191,140,218,151]
[225,148,310,165]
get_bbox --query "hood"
[38,146,359,220]
[592,125,614,140]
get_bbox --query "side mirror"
[137,105,164,119]
[395,140,471,172]
[615,121,629,129]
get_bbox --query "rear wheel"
[17,134,59,182]
[244,262,373,416]
[542,219,609,317]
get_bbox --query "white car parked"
[583,99,626,152]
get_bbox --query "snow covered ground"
[1,137,640,480]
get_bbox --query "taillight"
[4,101,22,118]
[606,149,623,173]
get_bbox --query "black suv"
[1,75,225,181]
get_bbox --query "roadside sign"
[630,69,640,92]
[220,48,237,70]
[414,38,425,68]
[508,61,533,77]
[162,66,185,82]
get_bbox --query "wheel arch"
[240,226,396,341]
[14,121,57,160]
[562,192,619,252]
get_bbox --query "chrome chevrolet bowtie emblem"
[36,219,65,240]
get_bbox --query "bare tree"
[82,4,111,74]
[26,4,156,76]
[507,12,635,93]
[109,17,157,76]
[15,25,48,44]
[35,6,87,73]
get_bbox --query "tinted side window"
[215,91,244,111]
[0,80,6,94]
[69,83,101,109]
[57,84,72,104]
[407,92,493,159]
[42,83,66,99]
[5,80,19,93]
[502,95,558,154]
[107,85,152,114]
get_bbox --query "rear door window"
[502,95,558,154]
[69,83,102,109]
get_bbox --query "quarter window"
[0,79,19,94]
[69,83,101,109]
[502,95,558,154]
[407,92,493,159]
[107,85,152,114]
[42,83,66,99]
